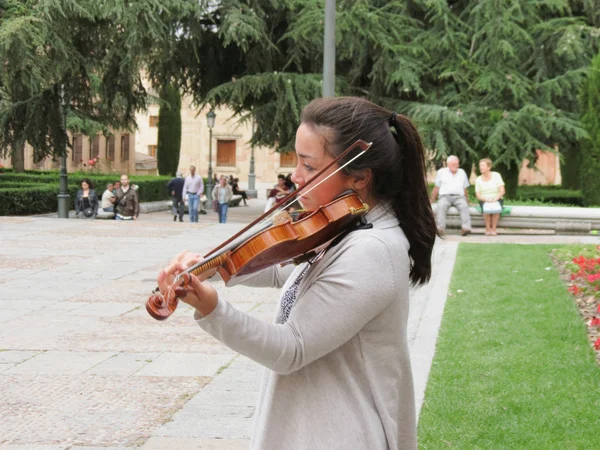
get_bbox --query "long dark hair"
[80,178,93,190]
[300,97,437,285]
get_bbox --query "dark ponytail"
[300,97,437,285]
[388,114,437,285]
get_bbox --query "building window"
[217,139,236,166]
[91,136,100,159]
[106,136,115,161]
[72,134,83,162]
[121,134,130,161]
[148,145,157,157]
[149,115,159,127]
[280,151,297,168]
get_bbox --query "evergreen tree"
[162,0,599,198]
[156,84,182,176]
[580,52,600,206]
[0,0,196,171]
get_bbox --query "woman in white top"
[211,176,233,223]
[475,158,505,236]
[156,97,438,449]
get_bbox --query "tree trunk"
[11,141,25,173]
[495,161,520,199]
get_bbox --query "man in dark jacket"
[168,171,185,222]
[114,174,139,220]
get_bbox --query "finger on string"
[171,250,192,265]
[196,267,218,282]
[189,273,209,297]
[181,253,202,269]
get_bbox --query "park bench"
[433,204,600,233]
[93,194,243,220]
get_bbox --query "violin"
[146,139,373,321]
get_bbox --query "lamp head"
[206,110,216,129]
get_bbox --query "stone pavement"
[1,203,597,450]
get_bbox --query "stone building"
[0,132,137,176]
[135,97,294,197]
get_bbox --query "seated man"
[430,155,471,236]
[101,182,116,212]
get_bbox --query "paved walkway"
[0,203,597,449]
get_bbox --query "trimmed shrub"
[0,185,78,215]
[516,186,583,206]
[0,174,176,215]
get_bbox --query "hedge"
[0,172,209,215]
[516,187,583,206]
[0,185,79,215]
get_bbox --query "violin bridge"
[349,203,369,215]
[272,210,293,226]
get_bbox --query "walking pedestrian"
[212,176,233,223]
[182,166,204,223]
[168,171,185,222]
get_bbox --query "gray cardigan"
[196,203,417,449]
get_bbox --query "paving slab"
[0,350,41,364]
[140,437,249,450]
[136,352,235,378]
[86,352,160,376]
[6,350,116,375]
[66,302,139,317]
[0,446,68,450]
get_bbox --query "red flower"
[587,274,600,283]
[591,317,600,327]
[597,304,600,313]
[568,285,580,295]
[594,337,600,351]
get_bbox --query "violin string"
[262,149,368,222]
[174,220,274,283]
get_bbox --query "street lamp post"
[246,115,257,198]
[322,0,336,97]
[57,85,70,219]
[206,110,216,199]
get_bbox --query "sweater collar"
[364,201,399,229]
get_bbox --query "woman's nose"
[291,168,302,186]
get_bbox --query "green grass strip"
[418,244,600,449]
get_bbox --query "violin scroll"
[146,290,178,321]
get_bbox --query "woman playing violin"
[157,97,437,450]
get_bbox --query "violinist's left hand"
[157,251,219,317]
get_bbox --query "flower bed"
[552,245,600,362]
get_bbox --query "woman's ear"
[350,169,372,192]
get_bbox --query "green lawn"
[418,244,600,450]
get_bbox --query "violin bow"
[203,139,372,259]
